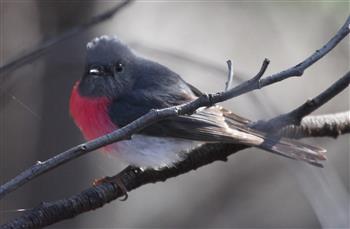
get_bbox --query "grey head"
[78,35,190,102]
[78,35,138,98]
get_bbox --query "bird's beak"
[89,68,100,75]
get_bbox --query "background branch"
[2,110,349,228]
[0,0,133,75]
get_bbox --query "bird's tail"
[227,126,327,167]
[222,109,327,167]
[257,135,326,167]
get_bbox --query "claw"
[92,175,128,201]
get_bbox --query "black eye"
[88,65,104,75]
[114,62,124,73]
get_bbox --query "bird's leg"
[93,174,129,201]
[92,166,142,201]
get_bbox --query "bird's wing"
[109,85,326,166]
[108,76,250,141]
[110,85,264,144]
[141,105,258,143]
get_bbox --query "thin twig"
[218,16,350,99]
[252,71,350,132]
[259,16,350,87]
[225,60,234,91]
[2,110,350,228]
[130,42,275,115]
[0,0,133,75]
[214,58,270,101]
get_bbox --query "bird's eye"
[88,65,104,75]
[114,62,124,73]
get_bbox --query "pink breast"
[69,82,118,148]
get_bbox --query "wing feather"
[109,80,326,166]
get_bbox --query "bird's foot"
[93,175,128,201]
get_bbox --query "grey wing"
[139,81,256,143]
[111,80,326,165]
[142,106,326,166]
[141,105,263,145]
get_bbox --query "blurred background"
[0,1,349,228]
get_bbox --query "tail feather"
[220,107,327,167]
[259,136,327,167]
[229,127,327,167]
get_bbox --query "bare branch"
[252,71,350,132]
[214,58,270,101]
[0,143,246,229]
[225,60,234,91]
[215,16,350,100]
[279,111,350,139]
[0,0,133,75]
[2,110,350,228]
[259,16,350,87]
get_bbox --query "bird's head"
[77,35,137,99]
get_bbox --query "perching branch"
[279,111,350,139]
[0,15,349,201]
[0,143,246,229]
[2,110,350,229]
[0,0,133,75]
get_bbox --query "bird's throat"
[69,81,117,141]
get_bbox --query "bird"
[69,36,326,195]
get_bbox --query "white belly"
[105,134,203,169]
